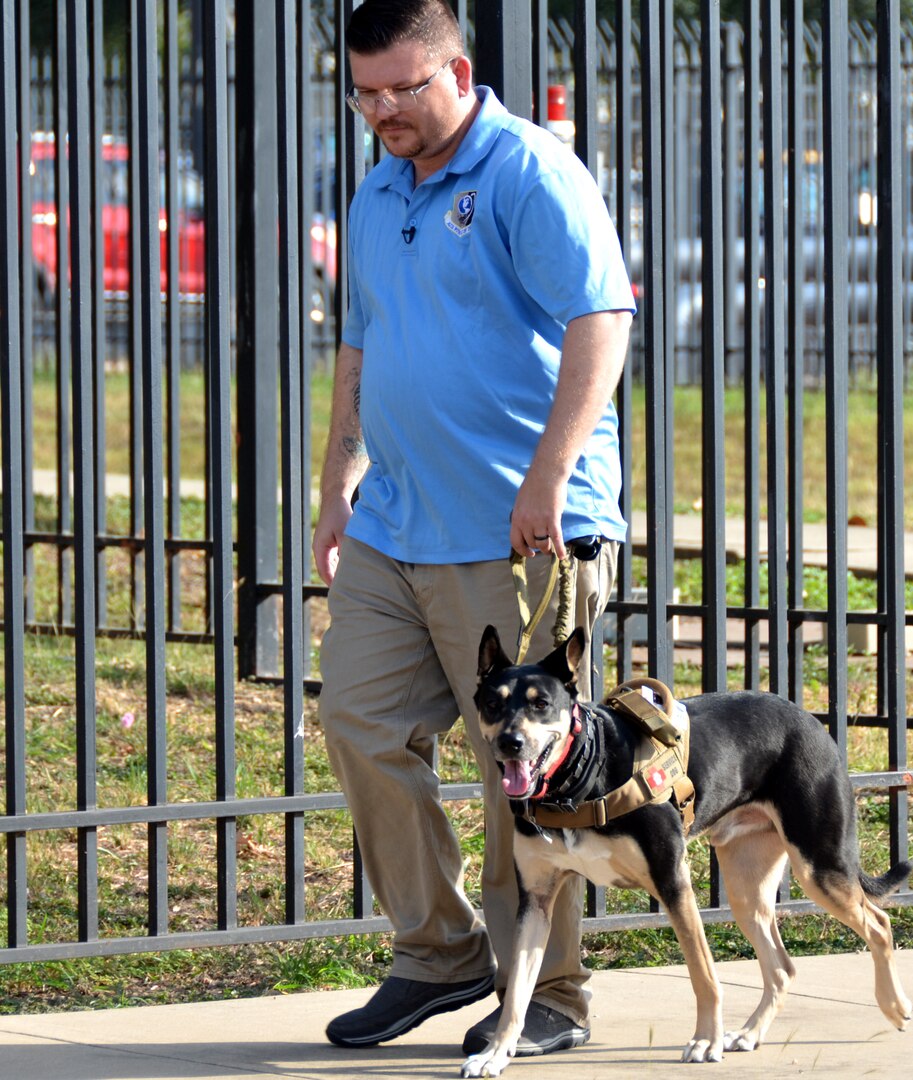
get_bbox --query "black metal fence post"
[613,0,634,684]
[660,0,675,665]
[739,8,762,689]
[163,0,182,634]
[573,0,598,172]
[531,0,548,127]
[641,0,671,686]
[876,0,909,867]
[128,9,144,629]
[474,0,532,117]
[90,0,107,630]
[54,3,73,628]
[761,0,789,698]
[699,0,726,692]
[135,0,171,939]
[67,0,100,944]
[275,0,306,926]
[16,0,35,629]
[1,0,29,951]
[335,0,362,334]
[823,0,850,761]
[236,2,281,681]
[786,0,806,702]
[203,0,239,933]
[299,0,316,685]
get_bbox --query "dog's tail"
[860,861,913,900]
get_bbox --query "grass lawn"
[1,627,911,1013]
[24,367,913,527]
[627,382,913,527]
[1,367,911,1011]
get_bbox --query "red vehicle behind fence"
[29,132,336,307]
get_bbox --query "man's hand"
[313,342,367,586]
[509,467,568,559]
[510,310,631,561]
[313,495,354,586]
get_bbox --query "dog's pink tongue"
[502,760,532,798]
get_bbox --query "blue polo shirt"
[342,86,636,564]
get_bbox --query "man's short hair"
[347,0,464,61]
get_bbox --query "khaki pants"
[319,537,618,1025]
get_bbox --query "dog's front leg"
[461,867,561,1078]
[662,863,725,1063]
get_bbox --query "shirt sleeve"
[507,149,636,327]
[340,204,366,349]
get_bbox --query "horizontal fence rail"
[1,0,911,966]
[0,769,910,965]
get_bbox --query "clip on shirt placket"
[401,216,418,247]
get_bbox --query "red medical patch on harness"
[646,766,667,790]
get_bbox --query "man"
[314,0,635,1058]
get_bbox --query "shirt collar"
[443,86,507,177]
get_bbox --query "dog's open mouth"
[501,738,557,799]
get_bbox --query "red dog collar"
[530,703,584,801]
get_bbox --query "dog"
[460,625,912,1077]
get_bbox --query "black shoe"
[326,973,495,1048]
[462,999,590,1057]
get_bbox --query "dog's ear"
[539,627,586,688]
[478,625,513,678]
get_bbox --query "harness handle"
[604,675,682,747]
[613,676,677,720]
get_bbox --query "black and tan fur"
[460,626,911,1077]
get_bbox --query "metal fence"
[1,0,911,965]
[25,14,913,381]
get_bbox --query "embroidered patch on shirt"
[445,190,477,237]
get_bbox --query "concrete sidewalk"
[628,509,904,578]
[1,951,910,1079]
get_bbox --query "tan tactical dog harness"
[519,677,697,835]
[508,554,695,833]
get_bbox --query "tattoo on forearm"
[342,435,366,460]
[338,365,365,460]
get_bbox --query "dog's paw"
[681,1037,724,1063]
[723,1028,760,1052]
[877,990,912,1031]
[461,1050,510,1078]
[871,962,913,1031]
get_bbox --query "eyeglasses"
[346,56,459,116]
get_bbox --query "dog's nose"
[497,731,525,756]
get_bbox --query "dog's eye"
[531,697,550,711]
